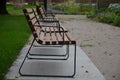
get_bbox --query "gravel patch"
[57,15,120,80]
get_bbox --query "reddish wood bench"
[36,6,56,20]
[32,8,68,32]
[19,8,76,77]
[25,8,75,45]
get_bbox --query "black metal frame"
[28,40,69,60]
[19,37,76,77]
[29,44,69,56]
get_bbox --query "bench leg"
[72,43,77,77]
[19,38,76,77]
[19,38,35,76]
[19,43,76,77]
[27,41,70,60]
[27,45,69,60]
[27,38,35,57]
[25,36,69,60]
[29,45,69,57]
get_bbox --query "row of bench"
[19,6,77,77]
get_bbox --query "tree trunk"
[44,0,47,11]
[0,0,8,15]
[97,0,120,9]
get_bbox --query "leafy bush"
[87,6,120,27]
[52,1,120,27]
[64,5,80,14]
[108,3,120,14]
[52,4,63,11]
[52,0,95,15]
[113,16,120,26]
[97,12,116,23]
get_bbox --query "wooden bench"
[27,8,74,45]
[19,8,76,77]
[32,8,68,32]
[36,6,55,18]
[36,6,58,21]
[34,7,69,32]
[36,6,56,19]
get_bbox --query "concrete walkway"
[57,15,120,80]
[6,45,105,80]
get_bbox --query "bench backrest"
[36,6,46,19]
[23,8,43,43]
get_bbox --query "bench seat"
[34,25,76,45]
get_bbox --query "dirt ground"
[56,15,120,80]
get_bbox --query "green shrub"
[102,12,116,23]
[52,4,64,11]
[64,5,80,14]
[52,0,95,15]
[87,9,97,18]
[88,7,120,27]
[113,16,120,26]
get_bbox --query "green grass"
[0,15,30,80]
[7,4,36,15]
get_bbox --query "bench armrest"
[42,18,58,21]
[39,20,61,28]
[59,27,65,42]
[46,14,55,17]
[40,19,59,23]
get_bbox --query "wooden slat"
[38,31,44,44]
[50,27,56,32]
[57,31,70,44]
[29,13,35,19]
[55,32,63,44]
[65,33,76,44]
[53,27,69,44]
[50,27,54,33]
[46,27,50,33]
[53,27,59,32]
[49,27,57,44]
[31,18,38,25]
[61,26,68,32]
[52,27,68,32]
[26,8,33,13]
[38,28,50,44]
[44,31,51,45]
[35,27,40,35]
[42,27,58,33]
[41,27,46,32]
[49,27,51,35]
[62,33,70,44]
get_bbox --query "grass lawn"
[7,4,36,15]
[0,15,30,80]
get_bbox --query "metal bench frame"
[19,8,76,78]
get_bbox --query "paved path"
[6,45,105,80]
[6,15,106,80]
[6,15,120,80]
[57,15,120,80]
